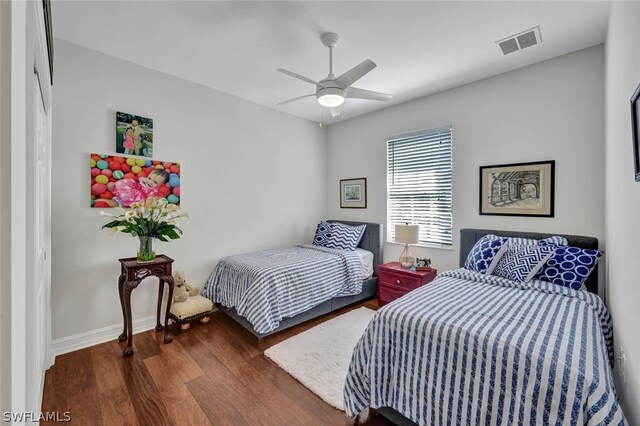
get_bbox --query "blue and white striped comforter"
[203,244,363,334]
[344,269,625,425]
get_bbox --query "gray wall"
[327,46,605,281]
[605,3,640,423]
[51,40,328,352]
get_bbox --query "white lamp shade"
[395,224,420,244]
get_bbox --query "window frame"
[386,125,453,249]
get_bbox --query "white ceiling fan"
[277,32,392,118]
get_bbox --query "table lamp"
[395,223,420,268]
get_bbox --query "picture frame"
[416,257,432,271]
[479,160,555,217]
[340,177,367,209]
[116,111,154,158]
[631,83,640,182]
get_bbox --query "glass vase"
[137,236,156,263]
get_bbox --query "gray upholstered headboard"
[459,228,599,294]
[328,220,383,276]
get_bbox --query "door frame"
[1,0,53,419]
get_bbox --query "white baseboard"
[51,314,162,359]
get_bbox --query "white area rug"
[264,307,376,410]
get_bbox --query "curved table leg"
[162,276,174,344]
[122,280,140,357]
[117,273,127,342]
[155,279,164,332]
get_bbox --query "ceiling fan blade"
[335,59,376,88]
[347,87,392,102]
[277,94,316,106]
[277,68,318,85]
[329,107,342,118]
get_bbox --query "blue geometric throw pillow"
[313,221,334,247]
[534,245,603,290]
[543,236,569,246]
[464,235,509,274]
[508,236,569,246]
[323,222,366,251]
[492,243,555,283]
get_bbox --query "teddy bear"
[173,271,199,297]
[172,279,189,304]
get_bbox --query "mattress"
[344,268,624,425]
[355,248,374,280]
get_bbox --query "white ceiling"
[52,1,610,125]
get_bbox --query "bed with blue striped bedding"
[344,269,625,425]
[203,244,363,334]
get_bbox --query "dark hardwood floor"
[42,298,379,426]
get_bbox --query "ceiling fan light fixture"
[317,87,345,107]
[277,32,391,110]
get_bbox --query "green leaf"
[102,220,124,229]
[165,229,180,239]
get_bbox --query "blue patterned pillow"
[492,243,554,283]
[323,222,366,251]
[534,244,603,290]
[509,236,569,246]
[313,221,334,247]
[464,235,509,274]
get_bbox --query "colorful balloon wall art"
[90,153,181,208]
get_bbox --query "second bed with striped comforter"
[344,269,625,425]
[203,244,363,334]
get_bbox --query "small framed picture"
[479,160,555,217]
[340,177,367,209]
[631,83,640,181]
[416,257,431,268]
[116,111,154,158]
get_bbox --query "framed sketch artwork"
[479,160,555,217]
[340,177,367,208]
[631,83,640,181]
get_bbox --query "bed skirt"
[216,276,378,341]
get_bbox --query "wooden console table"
[117,255,174,357]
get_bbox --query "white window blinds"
[387,126,453,247]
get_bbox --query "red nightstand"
[377,262,437,307]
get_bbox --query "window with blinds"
[387,126,453,247]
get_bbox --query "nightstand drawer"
[378,284,409,307]
[379,271,422,290]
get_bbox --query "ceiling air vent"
[498,39,519,55]
[496,26,542,55]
